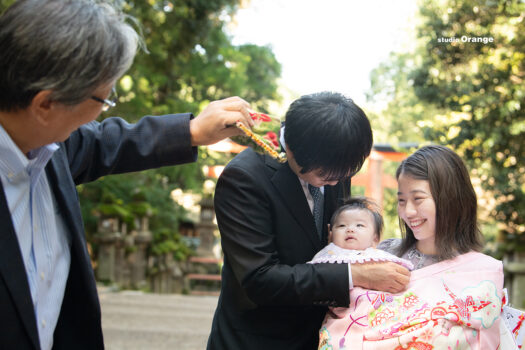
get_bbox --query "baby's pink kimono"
[313,248,503,350]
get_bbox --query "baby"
[329,196,382,251]
[310,197,413,270]
[310,197,413,349]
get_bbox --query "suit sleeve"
[63,114,198,184]
[215,163,350,307]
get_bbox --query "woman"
[318,145,503,349]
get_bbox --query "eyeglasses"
[91,87,118,112]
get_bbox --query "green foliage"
[0,0,14,12]
[150,228,193,261]
[411,0,525,253]
[109,0,281,121]
[367,52,441,145]
[369,0,525,254]
[67,0,282,260]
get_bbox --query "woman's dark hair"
[283,91,373,182]
[330,196,383,241]
[396,145,483,260]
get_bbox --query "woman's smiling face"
[397,173,437,255]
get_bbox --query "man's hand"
[351,262,410,294]
[189,96,253,146]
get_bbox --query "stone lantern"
[94,217,121,282]
[129,216,152,289]
[505,251,525,308]
[196,196,216,257]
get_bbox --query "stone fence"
[93,197,221,294]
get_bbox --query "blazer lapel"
[45,152,84,247]
[267,157,322,251]
[45,151,99,306]
[322,185,340,244]
[0,183,41,349]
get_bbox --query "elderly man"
[0,0,251,349]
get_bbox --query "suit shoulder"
[227,148,261,165]
[225,148,275,176]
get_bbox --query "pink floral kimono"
[317,251,503,350]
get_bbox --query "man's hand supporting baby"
[351,262,410,294]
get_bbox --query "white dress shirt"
[0,124,71,350]
[280,127,353,289]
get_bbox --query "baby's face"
[330,209,378,250]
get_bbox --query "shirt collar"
[0,123,59,180]
[280,126,286,152]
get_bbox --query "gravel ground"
[99,287,218,350]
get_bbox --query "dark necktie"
[308,184,324,238]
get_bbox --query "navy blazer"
[0,114,197,350]
[207,149,351,350]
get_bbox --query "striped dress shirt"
[0,124,71,350]
[279,126,354,289]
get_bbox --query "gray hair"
[0,0,140,111]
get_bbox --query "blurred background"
[0,0,523,307]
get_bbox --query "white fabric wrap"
[309,243,414,270]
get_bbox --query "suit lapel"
[266,153,352,249]
[322,185,340,244]
[45,151,85,248]
[45,151,99,305]
[267,157,323,251]
[0,183,41,349]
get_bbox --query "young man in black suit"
[207,92,411,350]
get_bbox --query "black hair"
[283,91,373,181]
[396,145,483,260]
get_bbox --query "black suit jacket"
[0,114,197,350]
[207,148,351,350]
